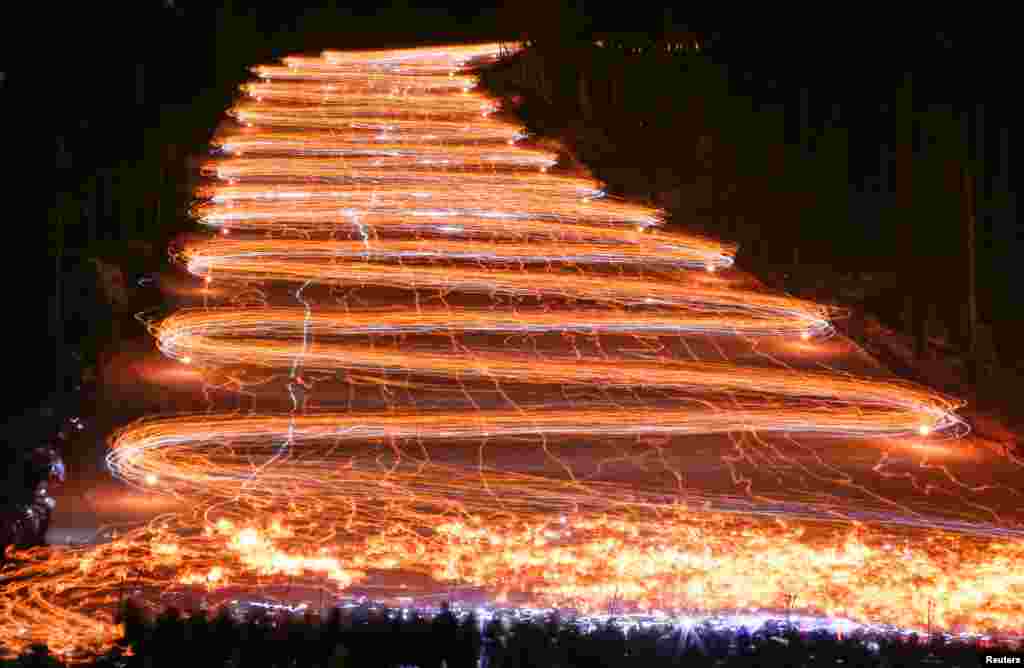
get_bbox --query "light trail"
[216,139,559,169]
[183,237,735,274]
[207,150,556,173]
[230,101,499,123]
[241,81,493,103]
[214,126,515,147]
[236,90,502,114]
[194,183,667,233]
[3,42,1019,661]
[151,310,959,438]
[249,70,480,89]
[104,413,972,507]
[206,158,601,189]
[228,109,523,137]
[157,304,824,342]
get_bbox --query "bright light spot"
[205,276,213,284]
[918,425,932,436]
[706,264,716,273]
[145,474,158,485]
[236,528,260,549]
[207,567,223,583]
[800,331,811,341]
[181,356,192,365]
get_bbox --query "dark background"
[4,2,1016,431]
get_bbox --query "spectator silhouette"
[429,601,458,668]
[150,606,185,668]
[454,611,482,668]
[209,605,239,668]
[481,614,507,668]
[15,600,1021,666]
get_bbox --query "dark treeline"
[1,599,1018,667]
[16,0,512,440]
[483,6,1018,376]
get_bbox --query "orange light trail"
[183,237,737,276]
[157,302,825,342]
[105,412,975,507]
[194,182,669,234]
[217,139,559,169]
[227,108,523,138]
[151,310,957,438]
[3,42,1021,662]
[236,91,501,115]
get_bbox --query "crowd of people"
[1,599,1018,667]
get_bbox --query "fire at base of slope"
[2,507,1024,661]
